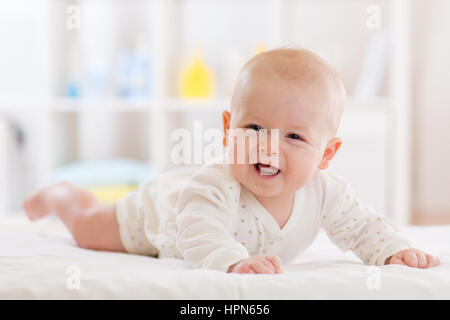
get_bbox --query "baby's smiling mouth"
[254,163,281,176]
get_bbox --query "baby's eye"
[247,124,263,131]
[287,133,304,141]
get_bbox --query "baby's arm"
[176,197,250,272]
[177,197,283,273]
[24,182,126,252]
[321,180,441,268]
[320,177,411,266]
[175,170,251,272]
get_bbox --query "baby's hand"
[384,248,440,268]
[227,255,283,274]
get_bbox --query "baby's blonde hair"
[231,46,346,137]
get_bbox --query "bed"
[1,212,449,299]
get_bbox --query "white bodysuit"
[116,160,412,272]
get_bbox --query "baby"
[24,47,440,274]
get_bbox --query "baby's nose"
[258,129,280,155]
[257,130,280,167]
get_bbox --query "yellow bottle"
[179,50,214,98]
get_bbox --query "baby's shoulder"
[190,161,238,186]
[177,161,240,197]
[310,169,353,198]
[174,161,242,212]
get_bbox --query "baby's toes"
[23,197,36,219]
[23,197,38,220]
[23,193,50,221]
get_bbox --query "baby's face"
[224,76,336,198]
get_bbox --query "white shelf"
[0,97,390,114]
[49,97,230,113]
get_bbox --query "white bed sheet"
[1,214,450,299]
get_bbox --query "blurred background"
[0,0,449,226]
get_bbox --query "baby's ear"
[222,110,231,147]
[317,138,342,170]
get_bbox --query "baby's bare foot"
[23,181,72,221]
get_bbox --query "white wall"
[0,118,7,212]
[412,0,450,215]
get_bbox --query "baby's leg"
[23,182,125,252]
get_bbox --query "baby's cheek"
[227,134,256,165]
[229,163,249,186]
[285,152,317,189]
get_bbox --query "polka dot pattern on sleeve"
[232,195,280,257]
[322,185,412,265]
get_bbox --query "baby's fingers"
[425,254,441,268]
[249,261,274,274]
[389,255,407,266]
[266,255,283,274]
[416,251,428,268]
[403,252,419,267]
[237,264,255,274]
[258,258,275,274]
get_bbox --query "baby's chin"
[248,185,283,198]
